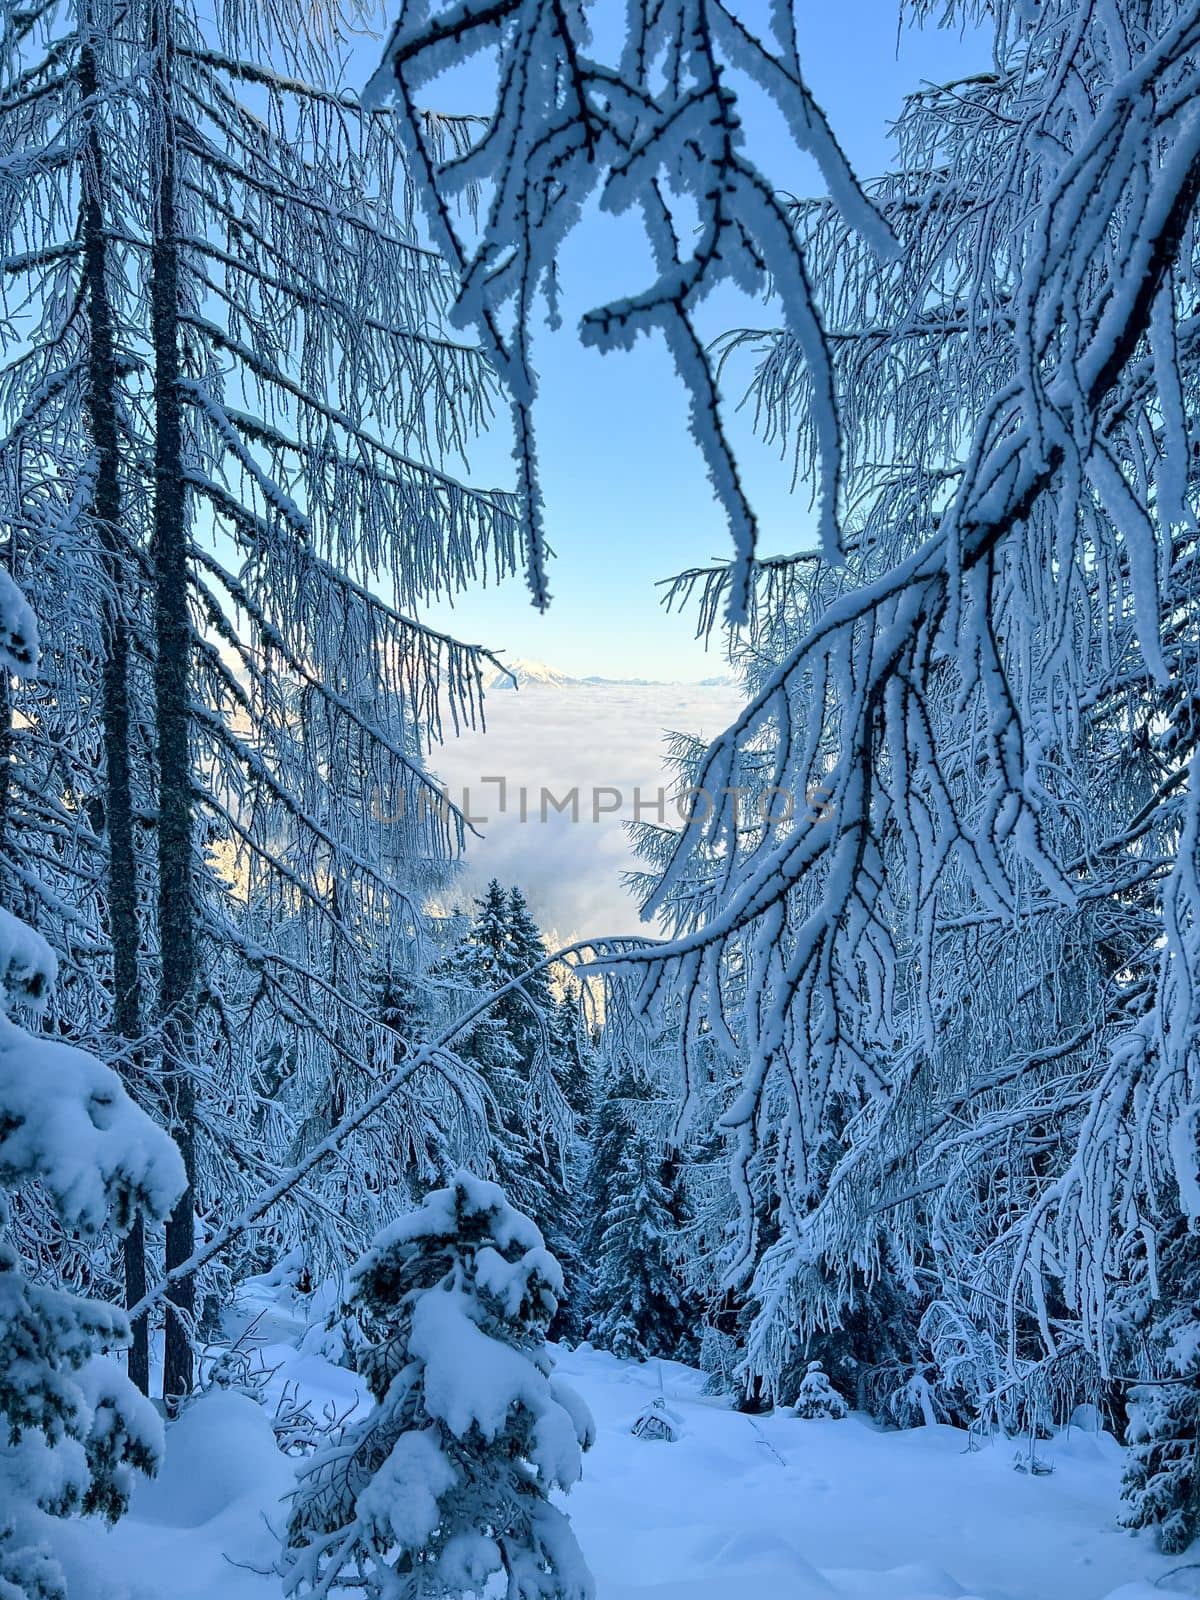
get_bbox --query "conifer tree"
[501,889,588,1336]
[543,988,595,1343]
[436,885,533,1205]
[590,1132,694,1363]
[285,1171,595,1600]
[502,888,558,1065]
[794,1362,850,1421]
[552,984,596,1128]
[1121,1378,1200,1554]
[0,580,184,1592]
[1120,1228,1200,1553]
[434,882,589,1332]
[0,0,520,1398]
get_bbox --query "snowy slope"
[50,1279,1188,1600]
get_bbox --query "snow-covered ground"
[46,1275,1193,1600]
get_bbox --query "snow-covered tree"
[285,1171,595,1600]
[1120,1226,1200,1553]
[0,0,523,1398]
[551,983,596,1130]
[0,580,184,1591]
[583,1034,697,1364]
[625,651,924,1409]
[433,883,590,1331]
[663,1,1200,1455]
[500,889,591,1337]
[435,885,546,1212]
[0,988,182,1536]
[1121,1376,1200,1555]
[590,1131,693,1363]
[793,1362,849,1422]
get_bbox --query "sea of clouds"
[428,677,743,945]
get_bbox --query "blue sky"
[350,3,986,681]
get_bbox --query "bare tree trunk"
[79,16,151,1396]
[148,0,196,1408]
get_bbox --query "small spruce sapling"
[285,1171,595,1600]
[794,1362,850,1421]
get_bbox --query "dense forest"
[0,0,1197,1596]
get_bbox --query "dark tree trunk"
[0,668,10,853]
[148,0,197,1408]
[79,19,150,1396]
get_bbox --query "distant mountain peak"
[485,657,576,689]
[484,657,736,690]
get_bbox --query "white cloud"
[428,680,742,943]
